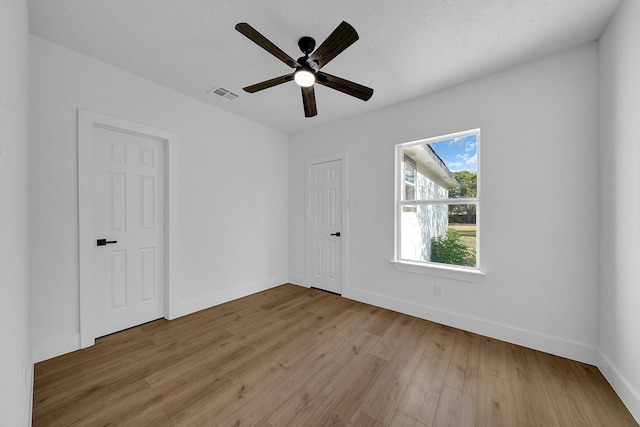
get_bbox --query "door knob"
[96,239,118,246]
[330,232,341,237]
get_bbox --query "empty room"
[2,0,639,425]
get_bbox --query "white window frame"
[391,129,486,282]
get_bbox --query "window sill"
[390,260,486,282]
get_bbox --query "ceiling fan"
[235,21,374,118]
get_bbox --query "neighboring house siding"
[401,166,448,261]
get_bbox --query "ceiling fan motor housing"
[298,36,316,55]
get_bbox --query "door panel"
[110,250,127,309]
[309,160,342,294]
[92,126,164,338]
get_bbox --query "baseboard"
[597,350,640,423]
[20,350,35,426]
[343,286,597,365]
[175,276,288,318]
[32,333,81,363]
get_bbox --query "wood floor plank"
[201,343,257,373]
[146,311,228,345]
[272,327,342,370]
[197,299,266,325]
[360,305,400,337]
[222,327,314,381]
[475,372,518,427]
[298,307,357,337]
[397,326,457,425]
[349,410,386,427]
[141,330,234,389]
[389,411,429,427]
[369,314,418,361]
[444,329,481,396]
[432,385,476,427]
[281,307,330,331]
[257,286,312,311]
[333,309,376,341]
[275,296,319,321]
[34,378,152,426]
[265,331,380,427]
[138,326,233,361]
[536,351,602,427]
[214,336,347,427]
[359,327,431,425]
[224,308,288,336]
[413,317,439,332]
[35,335,153,386]
[75,380,168,426]
[206,314,294,360]
[32,284,639,427]
[479,335,511,380]
[33,354,147,419]
[507,343,561,426]
[304,353,386,427]
[306,291,354,315]
[153,367,233,422]
[117,408,174,427]
[173,362,287,426]
[569,361,639,426]
[259,292,314,314]
[334,309,377,340]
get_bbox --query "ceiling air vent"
[207,85,239,101]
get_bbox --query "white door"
[91,126,165,339]
[308,160,342,294]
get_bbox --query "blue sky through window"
[429,134,477,173]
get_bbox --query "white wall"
[289,43,601,364]
[598,0,640,420]
[29,36,289,361]
[0,1,32,425]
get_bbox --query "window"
[394,129,480,271]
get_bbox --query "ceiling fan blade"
[243,74,294,93]
[316,72,373,101]
[235,23,299,68]
[301,86,317,117]
[308,21,359,70]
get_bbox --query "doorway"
[78,110,172,348]
[307,154,348,295]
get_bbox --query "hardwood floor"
[33,284,638,426]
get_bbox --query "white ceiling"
[28,0,621,134]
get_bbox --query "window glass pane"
[400,134,477,201]
[400,203,477,267]
[404,184,415,201]
[403,155,416,202]
[440,204,477,267]
[404,160,415,185]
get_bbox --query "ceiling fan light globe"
[294,69,315,87]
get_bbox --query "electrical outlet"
[434,284,443,297]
